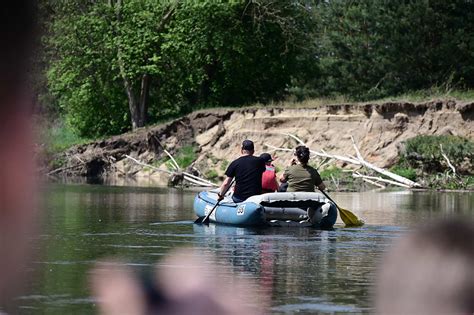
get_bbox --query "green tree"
[45,0,315,138]
[113,0,176,129]
[310,0,474,99]
[163,1,314,108]
[47,2,128,137]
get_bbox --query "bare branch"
[440,144,456,175]
[353,172,410,188]
[359,177,386,189]
[125,155,173,174]
[162,149,180,171]
[350,136,421,187]
[124,155,217,187]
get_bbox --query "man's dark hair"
[241,139,254,151]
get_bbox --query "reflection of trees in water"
[408,191,473,215]
[194,225,383,308]
[337,191,473,226]
[54,185,193,224]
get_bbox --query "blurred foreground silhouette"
[0,1,38,311]
[90,248,267,315]
[376,218,474,314]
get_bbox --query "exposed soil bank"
[47,100,473,185]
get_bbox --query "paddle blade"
[194,217,204,224]
[338,206,365,227]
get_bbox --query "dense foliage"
[389,135,474,189]
[306,0,474,100]
[45,1,312,137]
[400,135,474,174]
[42,0,474,138]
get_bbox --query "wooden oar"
[319,189,364,227]
[195,179,235,225]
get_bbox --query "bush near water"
[397,135,474,189]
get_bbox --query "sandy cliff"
[49,100,473,184]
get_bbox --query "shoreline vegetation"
[35,1,474,191]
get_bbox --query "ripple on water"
[272,296,360,314]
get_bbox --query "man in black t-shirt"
[218,139,266,203]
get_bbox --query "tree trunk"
[121,72,140,129]
[137,74,150,128]
[124,74,150,129]
[114,0,175,130]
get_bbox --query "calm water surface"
[17,184,473,314]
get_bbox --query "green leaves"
[401,135,474,174]
[43,0,474,139]
[310,0,474,100]
[44,1,314,137]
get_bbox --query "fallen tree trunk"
[265,133,421,189]
[350,136,421,188]
[352,172,410,188]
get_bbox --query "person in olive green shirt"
[279,145,326,192]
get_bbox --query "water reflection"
[336,189,474,226]
[191,224,405,313]
[17,185,474,314]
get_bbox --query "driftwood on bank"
[358,176,387,189]
[124,155,218,187]
[350,136,421,187]
[352,172,410,188]
[280,133,362,165]
[46,163,86,176]
[264,133,422,189]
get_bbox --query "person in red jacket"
[260,153,279,193]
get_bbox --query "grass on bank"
[268,87,474,108]
[150,145,198,171]
[41,121,91,154]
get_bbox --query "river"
[15,184,474,314]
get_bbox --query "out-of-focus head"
[376,219,474,315]
[241,139,254,155]
[91,248,267,315]
[0,1,37,308]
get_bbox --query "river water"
[16,184,473,314]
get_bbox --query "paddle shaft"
[318,189,338,207]
[197,179,235,225]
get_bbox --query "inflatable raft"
[193,191,338,228]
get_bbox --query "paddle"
[319,189,364,227]
[195,179,235,225]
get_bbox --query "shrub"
[320,166,343,179]
[174,145,197,169]
[401,135,474,174]
[390,166,417,181]
[220,159,229,171]
[205,170,219,180]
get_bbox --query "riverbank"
[43,99,473,189]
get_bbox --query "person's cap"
[241,139,254,151]
[259,153,273,163]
